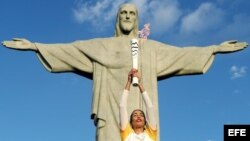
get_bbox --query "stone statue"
[2,3,248,141]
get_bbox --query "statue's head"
[114,3,139,37]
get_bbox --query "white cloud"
[147,0,182,34]
[130,0,182,35]
[180,2,224,34]
[230,65,247,79]
[72,0,182,35]
[71,0,250,41]
[72,0,125,24]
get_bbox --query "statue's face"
[119,4,137,34]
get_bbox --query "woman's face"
[131,110,146,128]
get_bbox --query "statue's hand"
[215,40,248,53]
[2,38,37,51]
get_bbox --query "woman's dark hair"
[129,109,147,128]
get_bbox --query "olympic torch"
[131,38,139,86]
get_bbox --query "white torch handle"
[131,38,139,86]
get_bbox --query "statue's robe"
[35,37,215,141]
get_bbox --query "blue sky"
[0,0,249,141]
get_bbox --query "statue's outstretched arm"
[2,38,37,51]
[214,40,248,54]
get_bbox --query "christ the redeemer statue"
[2,3,248,141]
